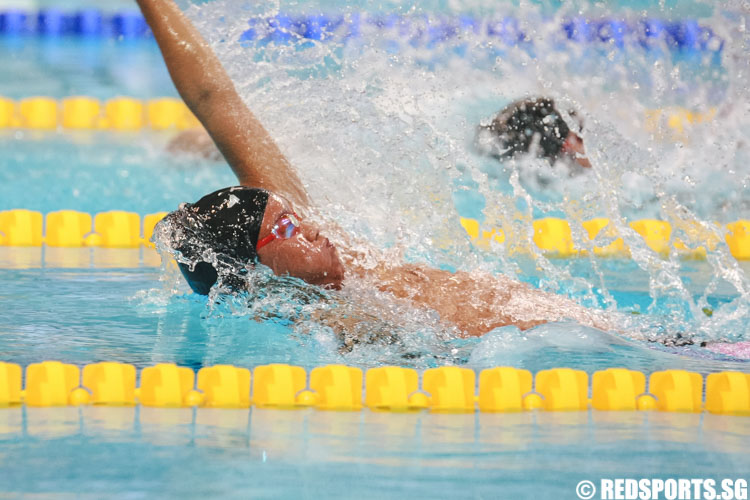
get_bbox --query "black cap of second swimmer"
[480,98,571,161]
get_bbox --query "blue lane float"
[0,9,147,38]
[0,8,724,54]
[36,8,105,37]
[37,9,67,36]
[238,13,723,53]
[0,9,29,35]
[73,9,104,37]
[111,11,149,39]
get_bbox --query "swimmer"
[137,0,612,338]
[475,97,591,169]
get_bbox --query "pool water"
[1,135,748,496]
[0,38,174,99]
[1,251,749,372]
[1,408,748,499]
[2,0,750,498]
[0,134,234,214]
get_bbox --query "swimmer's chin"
[311,272,344,290]
[306,266,345,290]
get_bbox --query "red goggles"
[256,213,301,250]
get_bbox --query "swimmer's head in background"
[476,98,576,162]
[156,186,270,295]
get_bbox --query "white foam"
[178,1,750,344]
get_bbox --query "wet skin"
[136,0,613,338]
[256,195,345,289]
[561,132,591,168]
[254,194,609,337]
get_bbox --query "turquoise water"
[2,1,750,498]
[2,249,747,499]
[1,408,748,499]
[0,135,234,214]
[0,250,748,371]
[4,256,746,498]
[0,37,175,99]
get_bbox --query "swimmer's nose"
[300,223,320,242]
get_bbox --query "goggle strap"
[256,213,301,251]
[256,233,275,250]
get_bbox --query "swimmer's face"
[561,132,591,168]
[256,194,345,289]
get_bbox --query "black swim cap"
[479,98,571,161]
[158,186,270,295]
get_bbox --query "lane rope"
[1,361,747,414]
[0,210,749,260]
[0,9,724,55]
[0,96,199,131]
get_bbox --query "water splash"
[164,0,750,357]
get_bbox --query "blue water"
[1,408,748,499]
[0,135,234,214]
[3,250,745,498]
[0,37,175,99]
[0,256,746,371]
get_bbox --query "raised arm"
[135,0,310,208]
